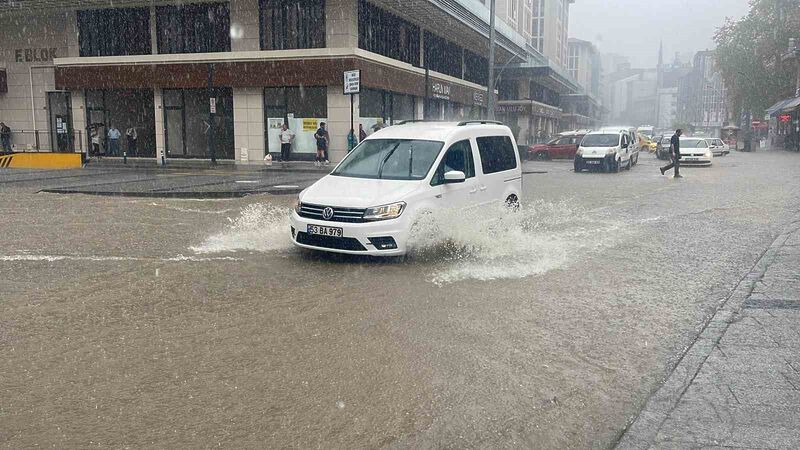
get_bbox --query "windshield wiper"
[377,142,402,179]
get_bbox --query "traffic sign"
[343,70,361,95]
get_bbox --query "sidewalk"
[617,213,800,449]
[86,156,331,173]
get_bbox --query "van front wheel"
[506,194,520,210]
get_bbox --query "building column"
[70,90,87,153]
[326,0,358,48]
[327,86,359,163]
[150,7,158,54]
[233,88,265,164]
[230,0,261,52]
[66,10,80,57]
[154,89,165,160]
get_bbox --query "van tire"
[506,194,520,210]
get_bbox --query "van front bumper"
[290,211,410,256]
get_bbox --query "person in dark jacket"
[660,129,683,178]
[0,122,11,152]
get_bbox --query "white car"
[574,130,634,173]
[290,121,523,256]
[678,138,714,166]
[707,138,730,156]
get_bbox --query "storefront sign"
[495,103,561,118]
[431,82,451,100]
[303,119,318,132]
[779,114,791,123]
[343,70,361,95]
[472,91,485,106]
[15,48,57,63]
[209,98,217,114]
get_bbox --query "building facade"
[677,51,728,132]
[0,0,541,163]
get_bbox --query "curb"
[38,187,303,199]
[614,213,800,449]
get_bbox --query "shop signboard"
[431,82,452,100]
[210,98,217,114]
[343,70,361,95]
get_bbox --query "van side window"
[476,136,517,174]
[431,140,475,186]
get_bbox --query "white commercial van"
[574,129,634,173]
[290,121,523,256]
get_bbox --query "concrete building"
[567,38,599,97]
[605,68,657,126]
[677,51,728,132]
[0,0,542,163]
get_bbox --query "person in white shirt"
[279,123,295,162]
[107,125,122,157]
[126,126,138,156]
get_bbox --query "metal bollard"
[123,151,127,164]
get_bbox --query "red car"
[527,132,586,160]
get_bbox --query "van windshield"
[581,134,620,147]
[331,139,444,180]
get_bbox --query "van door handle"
[469,188,478,194]
[479,186,488,191]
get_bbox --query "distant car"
[574,130,634,173]
[656,135,672,160]
[678,138,713,166]
[640,135,658,152]
[527,131,586,160]
[707,138,730,156]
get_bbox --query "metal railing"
[3,129,84,154]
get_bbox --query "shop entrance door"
[163,89,186,157]
[47,92,73,152]
[86,90,108,156]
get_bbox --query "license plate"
[684,157,698,161]
[307,225,343,237]
[585,160,601,165]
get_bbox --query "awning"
[780,97,800,112]
[766,97,796,116]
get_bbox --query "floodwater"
[2,151,799,448]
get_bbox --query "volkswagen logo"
[322,207,334,220]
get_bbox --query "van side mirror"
[443,170,466,184]
[622,143,629,149]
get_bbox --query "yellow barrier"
[0,152,84,169]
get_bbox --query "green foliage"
[714,0,800,116]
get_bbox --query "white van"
[290,121,523,256]
[574,129,633,173]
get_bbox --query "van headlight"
[606,148,617,155]
[576,148,583,156]
[294,198,302,213]
[363,202,406,221]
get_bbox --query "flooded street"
[2,152,800,448]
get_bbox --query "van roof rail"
[457,120,504,126]
[395,119,446,125]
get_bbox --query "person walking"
[0,122,11,152]
[279,123,294,162]
[660,128,683,178]
[314,122,329,166]
[90,126,102,157]
[107,125,121,157]
[125,126,138,156]
[358,123,367,143]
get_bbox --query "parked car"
[707,138,730,156]
[527,131,587,160]
[574,130,634,173]
[640,135,658,153]
[290,121,522,256]
[678,138,714,166]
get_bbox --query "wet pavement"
[1,150,800,448]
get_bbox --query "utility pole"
[207,63,216,164]
[487,0,497,120]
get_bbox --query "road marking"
[272,185,300,189]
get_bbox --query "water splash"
[406,200,623,285]
[190,203,293,254]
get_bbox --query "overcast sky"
[569,0,752,68]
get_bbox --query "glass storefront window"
[360,89,417,135]
[264,86,328,158]
[358,0,420,67]
[424,32,463,79]
[260,0,326,50]
[163,88,234,159]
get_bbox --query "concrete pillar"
[154,89,165,160]
[326,86,359,162]
[326,0,358,48]
[70,90,87,153]
[65,10,80,57]
[230,0,261,52]
[150,7,158,54]
[233,87,265,163]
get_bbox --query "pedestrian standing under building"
[90,126,102,157]
[314,122,329,166]
[107,125,121,157]
[358,124,367,143]
[660,128,683,178]
[279,123,294,162]
[0,122,11,152]
[125,126,138,156]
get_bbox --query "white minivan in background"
[290,121,522,256]
[574,129,633,173]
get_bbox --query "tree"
[714,0,800,119]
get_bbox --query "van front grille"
[298,203,367,223]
